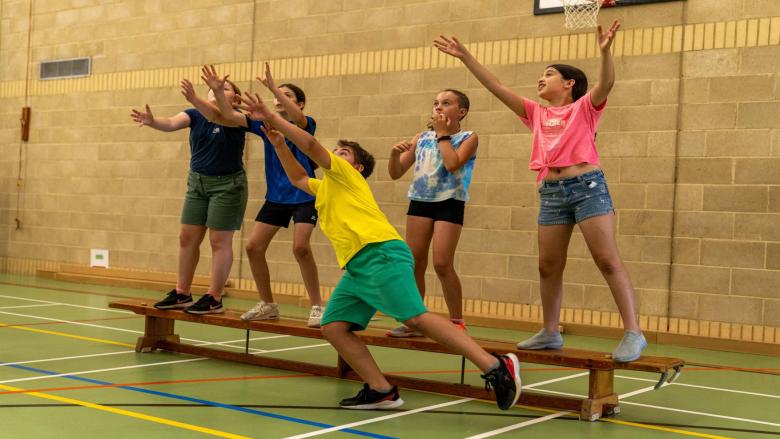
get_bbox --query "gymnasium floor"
[0,274,778,438]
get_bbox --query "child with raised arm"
[386,89,478,337]
[240,92,521,410]
[200,64,323,327]
[435,21,647,362]
[130,78,248,315]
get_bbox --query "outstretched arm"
[180,79,221,122]
[387,134,419,180]
[263,124,313,195]
[590,20,621,107]
[130,104,190,132]
[434,35,527,119]
[200,65,248,128]
[241,92,331,170]
[258,62,308,129]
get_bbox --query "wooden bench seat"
[109,298,684,421]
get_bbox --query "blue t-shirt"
[408,130,476,202]
[184,108,245,176]
[246,116,317,204]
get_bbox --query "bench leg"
[580,369,619,421]
[135,316,180,353]
[336,355,352,378]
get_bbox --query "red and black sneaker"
[339,384,404,410]
[481,353,521,410]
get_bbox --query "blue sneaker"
[516,329,563,350]
[612,330,647,362]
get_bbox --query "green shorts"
[181,170,248,231]
[321,240,428,331]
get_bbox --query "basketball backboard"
[534,0,682,15]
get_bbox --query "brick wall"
[1,0,779,331]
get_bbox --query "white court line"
[0,294,133,314]
[284,398,475,439]
[0,304,58,310]
[464,411,571,439]
[617,374,780,400]
[531,386,780,428]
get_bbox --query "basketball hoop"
[562,0,615,30]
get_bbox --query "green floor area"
[0,274,778,438]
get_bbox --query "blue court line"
[4,362,396,439]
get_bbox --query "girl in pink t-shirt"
[435,21,647,362]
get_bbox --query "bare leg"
[405,215,434,298]
[405,312,498,371]
[292,222,321,306]
[578,214,640,332]
[431,221,463,319]
[537,224,575,333]
[245,222,281,303]
[207,229,235,300]
[176,224,207,295]
[322,321,392,391]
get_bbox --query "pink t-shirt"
[518,91,606,182]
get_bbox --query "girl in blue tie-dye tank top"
[387,89,479,338]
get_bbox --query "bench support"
[581,369,619,421]
[135,315,180,353]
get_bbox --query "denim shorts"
[537,169,614,225]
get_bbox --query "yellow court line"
[601,418,733,439]
[0,322,135,348]
[0,383,250,439]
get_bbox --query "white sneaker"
[240,301,279,321]
[308,305,324,328]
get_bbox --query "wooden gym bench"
[110,298,684,421]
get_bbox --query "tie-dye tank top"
[408,130,476,202]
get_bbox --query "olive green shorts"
[181,170,248,231]
[321,240,428,331]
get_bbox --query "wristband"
[436,135,452,143]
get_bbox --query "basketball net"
[562,0,614,30]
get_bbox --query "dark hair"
[427,88,471,129]
[279,83,306,105]
[547,64,588,102]
[225,79,241,97]
[338,139,374,178]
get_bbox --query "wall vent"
[40,57,91,80]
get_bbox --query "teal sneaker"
[612,330,647,362]
[516,329,563,350]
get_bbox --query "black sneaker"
[339,384,404,410]
[481,353,521,410]
[184,294,224,315]
[153,289,193,310]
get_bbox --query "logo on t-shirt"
[543,118,566,128]
[212,127,221,134]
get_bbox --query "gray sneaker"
[307,305,324,328]
[516,329,564,350]
[240,301,279,321]
[386,325,423,338]
[612,330,647,362]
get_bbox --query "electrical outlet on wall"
[90,249,109,268]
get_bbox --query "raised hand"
[391,140,413,155]
[430,112,453,137]
[201,64,229,91]
[131,104,154,127]
[257,62,276,91]
[597,20,621,53]
[260,124,285,147]
[180,79,197,103]
[239,92,275,122]
[433,35,470,59]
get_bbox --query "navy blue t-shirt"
[246,116,317,204]
[184,108,245,176]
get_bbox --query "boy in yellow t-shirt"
[240,92,521,411]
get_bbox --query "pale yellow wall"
[1,0,779,329]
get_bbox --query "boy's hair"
[547,64,588,102]
[279,83,306,105]
[338,139,374,178]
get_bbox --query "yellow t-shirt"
[308,150,402,268]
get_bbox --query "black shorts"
[255,200,318,228]
[407,199,465,225]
